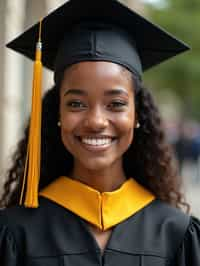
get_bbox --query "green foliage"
[143,0,200,119]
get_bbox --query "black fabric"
[6,0,189,80]
[54,22,142,82]
[0,197,199,266]
[175,217,200,265]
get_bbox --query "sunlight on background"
[141,0,167,8]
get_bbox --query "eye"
[108,101,128,110]
[66,100,87,110]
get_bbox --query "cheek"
[118,107,135,133]
[59,104,81,146]
[115,110,135,147]
[60,115,79,155]
[60,114,80,138]
[121,116,134,139]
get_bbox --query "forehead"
[61,61,133,89]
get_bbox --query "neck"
[70,160,127,192]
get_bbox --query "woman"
[0,0,200,265]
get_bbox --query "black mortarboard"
[6,0,189,208]
[7,0,189,81]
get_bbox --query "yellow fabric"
[40,176,155,231]
[20,21,43,208]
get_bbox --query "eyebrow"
[104,89,129,97]
[64,88,129,96]
[64,89,85,96]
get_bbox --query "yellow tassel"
[19,20,43,208]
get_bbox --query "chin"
[79,158,115,172]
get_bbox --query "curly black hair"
[0,69,189,212]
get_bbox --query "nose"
[83,107,109,131]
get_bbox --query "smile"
[76,136,117,151]
[81,137,113,146]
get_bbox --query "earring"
[57,121,61,127]
[136,122,140,128]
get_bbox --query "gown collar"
[40,176,155,231]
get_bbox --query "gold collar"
[40,176,155,231]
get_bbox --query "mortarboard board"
[6,0,190,208]
[7,0,189,79]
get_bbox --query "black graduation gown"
[0,197,200,266]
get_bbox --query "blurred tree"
[143,0,200,119]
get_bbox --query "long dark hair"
[0,70,189,212]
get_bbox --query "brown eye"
[66,100,87,109]
[108,101,128,110]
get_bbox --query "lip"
[76,136,117,152]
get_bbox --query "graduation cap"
[6,0,190,208]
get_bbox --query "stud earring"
[136,122,140,129]
[57,121,61,127]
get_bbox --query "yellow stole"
[40,176,155,231]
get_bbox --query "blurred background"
[0,0,199,217]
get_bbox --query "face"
[59,61,136,172]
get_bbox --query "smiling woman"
[59,62,135,185]
[0,0,200,265]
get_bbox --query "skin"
[59,61,136,193]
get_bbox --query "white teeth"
[81,138,113,146]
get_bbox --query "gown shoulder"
[0,198,59,265]
[175,216,200,265]
[0,207,20,266]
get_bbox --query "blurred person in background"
[174,120,200,183]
